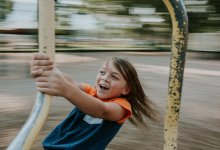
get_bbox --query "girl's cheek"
[96,77,100,83]
[96,75,100,80]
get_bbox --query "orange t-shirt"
[82,83,132,124]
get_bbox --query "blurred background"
[0,0,220,150]
[0,0,220,52]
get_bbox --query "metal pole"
[7,0,55,149]
[162,0,188,149]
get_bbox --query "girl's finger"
[32,60,53,66]
[35,76,48,82]
[36,82,49,88]
[40,70,53,77]
[37,87,49,94]
[45,65,54,70]
[33,53,49,60]
[31,69,43,78]
[37,87,55,96]
[31,66,43,72]
[31,65,54,72]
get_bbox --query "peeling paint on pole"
[162,0,188,150]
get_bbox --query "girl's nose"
[101,75,110,82]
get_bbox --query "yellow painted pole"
[162,0,188,150]
[7,0,55,149]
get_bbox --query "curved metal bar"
[7,94,52,150]
[7,0,55,149]
[162,0,188,150]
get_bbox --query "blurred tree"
[207,0,220,31]
[0,0,13,20]
[209,0,220,13]
[104,0,220,33]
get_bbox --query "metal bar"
[7,0,55,149]
[38,0,55,59]
[162,0,188,149]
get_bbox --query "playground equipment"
[7,0,55,149]
[162,0,188,149]
[7,0,188,149]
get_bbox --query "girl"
[30,53,159,150]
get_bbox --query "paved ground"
[0,52,219,150]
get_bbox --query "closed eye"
[112,75,119,80]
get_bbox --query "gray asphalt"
[0,52,219,150]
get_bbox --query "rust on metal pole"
[7,0,55,149]
[162,0,188,149]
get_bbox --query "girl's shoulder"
[80,83,96,96]
[109,98,131,112]
[108,98,132,124]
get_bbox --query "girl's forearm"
[64,82,107,118]
[62,72,84,91]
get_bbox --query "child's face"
[95,60,129,100]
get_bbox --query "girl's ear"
[122,86,130,95]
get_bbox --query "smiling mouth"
[99,84,110,90]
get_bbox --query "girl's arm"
[36,69,126,122]
[64,82,126,122]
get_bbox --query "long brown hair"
[106,57,160,126]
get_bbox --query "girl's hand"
[30,53,54,78]
[35,68,73,97]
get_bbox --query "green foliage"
[0,0,13,20]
